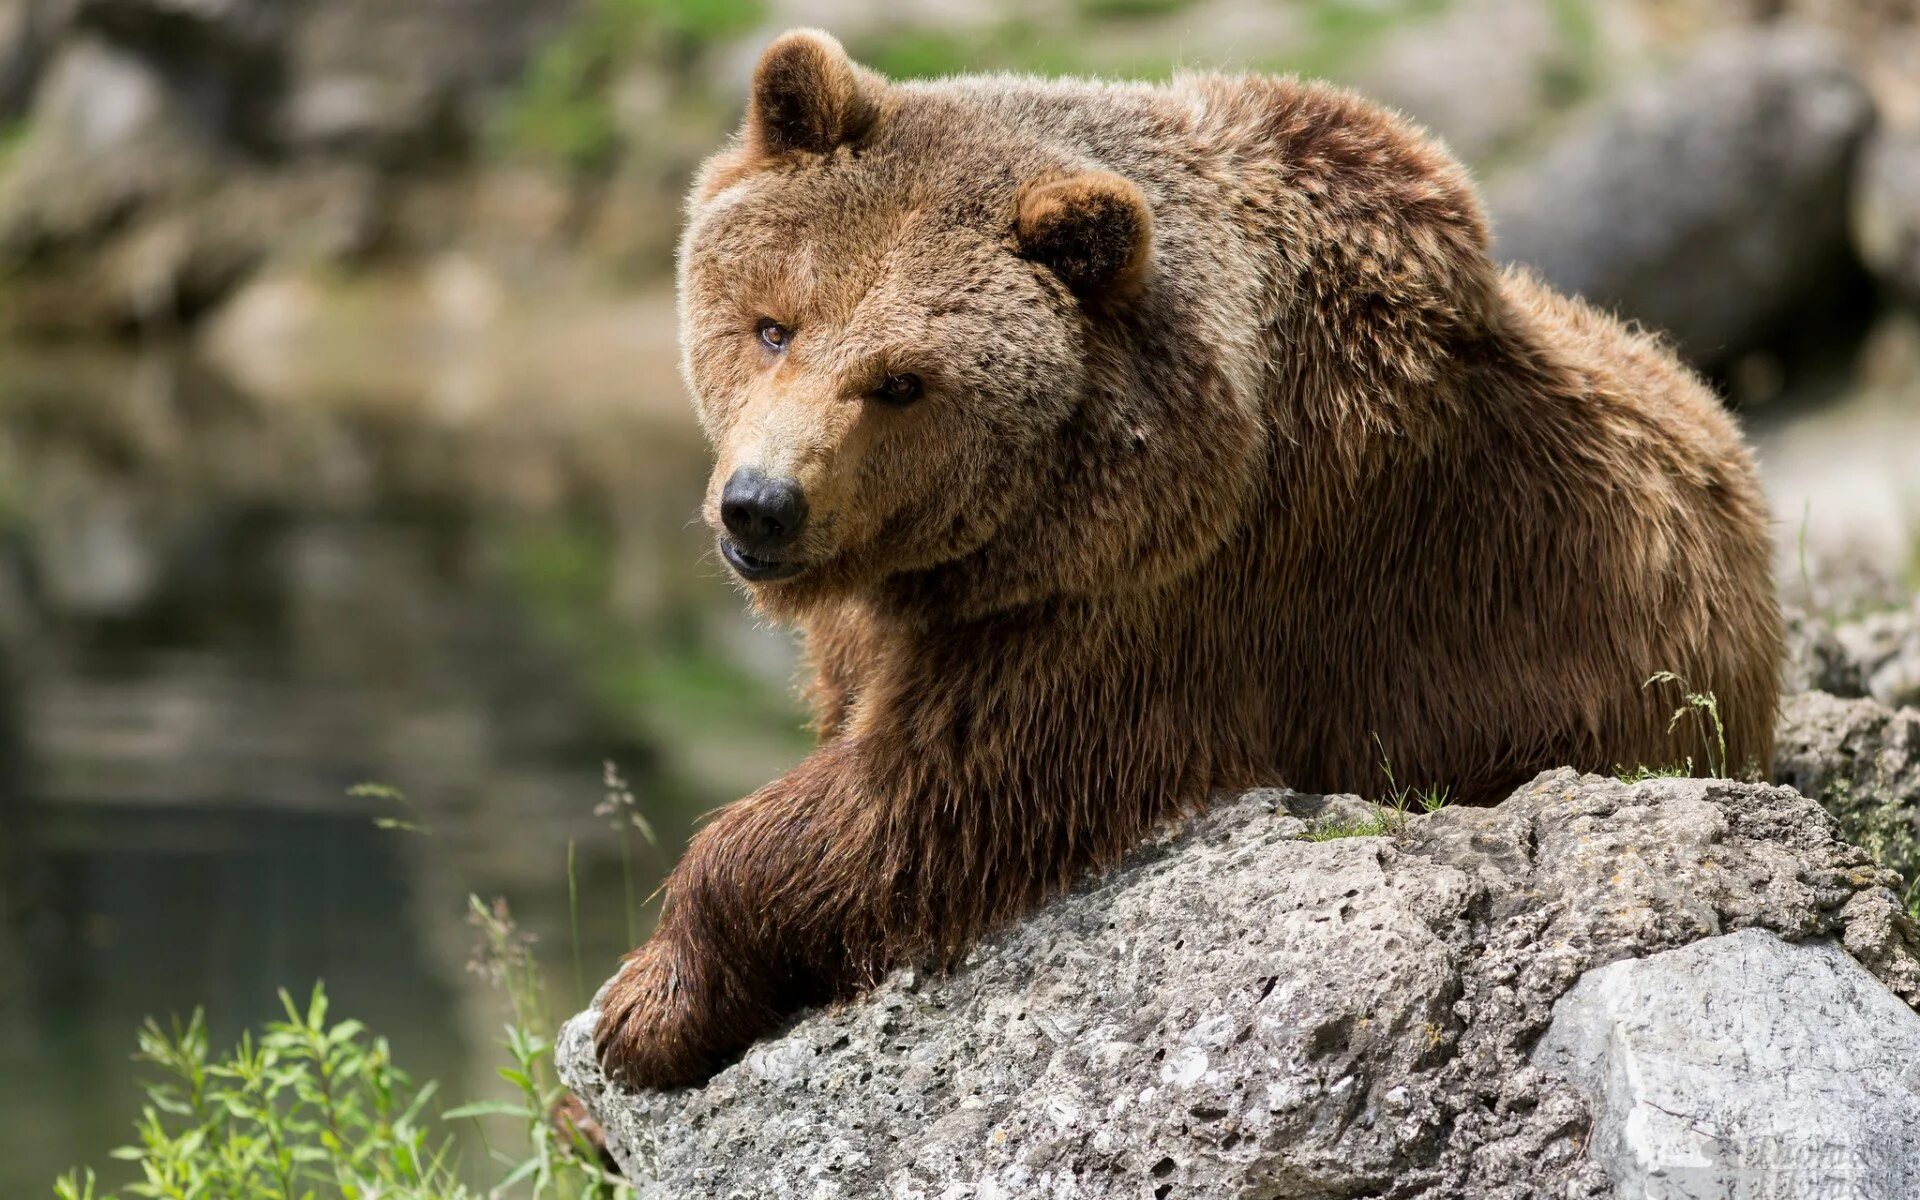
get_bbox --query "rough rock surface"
[1489,27,1875,368]
[1534,929,1920,1198]
[557,771,1920,1199]
[1776,689,1920,896]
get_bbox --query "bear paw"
[593,941,731,1091]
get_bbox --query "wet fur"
[596,31,1782,1089]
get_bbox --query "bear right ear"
[746,29,882,159]
[1015,170,1154,304]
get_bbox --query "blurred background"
[1,0,1919,1192]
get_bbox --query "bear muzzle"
[719,467,811,582]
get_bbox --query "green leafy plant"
[54,987,462,1200]
[53,904,630,1200]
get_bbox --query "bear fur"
[595,30,1782,1089]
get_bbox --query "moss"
[1822,776,1920,910]
[1303,812,1396,841]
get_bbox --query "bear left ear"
[747,29,883,158]
[1015,170,1154,303]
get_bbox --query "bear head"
[678,30,1264,623]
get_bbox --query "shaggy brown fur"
[596,30,1782,1089]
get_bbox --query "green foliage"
[451,897,627,1199]
[54,913,630,1200]
[852,23,1098,81]
[55,988,461,1200]
[499,0,766,172]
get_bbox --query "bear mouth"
[720,538,807,582]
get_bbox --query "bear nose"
[720,468,808,552]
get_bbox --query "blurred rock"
[1834,598,1920,708]
[0,0,576,333]
[1784,607,1867,696]
[1351,0,1591,165]
[1785,592,1920,709]
[1856,125,1920,302]
[0,0,66,118]
[1491,27,1876,368]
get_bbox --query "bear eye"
[756,318,790,351]
[875,373,922,406]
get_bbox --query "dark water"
[0,344,807,1196]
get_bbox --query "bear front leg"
[594,748,864,1089]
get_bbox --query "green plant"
[594,761,665,953]
[355,781,433,836]
[1370,731,1451,827]
[53,910,630,1200]
[1644,671,1728,780]
[449,897,628,1199]
[54,987,463,1200]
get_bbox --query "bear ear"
[746,29,882,158]
[1015,170,1154,303]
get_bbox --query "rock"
[1834,597,1920,709]
[1534,929,1920,1197]
[0,0,575,331]
[1856,126,1920,303]
[1489,27,1876,368]
[1775,689,1920,894]
[1782,608,1867,697]
[1783,597,1920,709]
[556,771,1920,1198]
[1346,0,1597,166]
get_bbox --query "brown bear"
[595,29,1782,1089]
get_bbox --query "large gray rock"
[1490,28,1875,368]
[557,772,1920,1199]
[1535,929,1920,1199]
